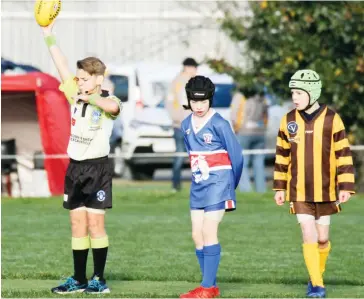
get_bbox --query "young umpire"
[39,20,122,294]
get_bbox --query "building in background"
[2,0,250,77]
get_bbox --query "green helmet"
[289,70,322,105]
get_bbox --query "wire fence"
[2,145,364,160]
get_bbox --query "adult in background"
[166,58,198,192]
[231,87,268,193]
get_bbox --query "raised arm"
[41,21,73,82]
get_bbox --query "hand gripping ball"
[34,0,62,27]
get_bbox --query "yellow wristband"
[45,35,56,48]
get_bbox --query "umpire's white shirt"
[59,77,122,161]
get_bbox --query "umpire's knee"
[87,213,106,238]
[70,208,88,237]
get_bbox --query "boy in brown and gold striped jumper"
[273,70,355,298]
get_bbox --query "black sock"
[72,249,89,284]
[92,247,108,280]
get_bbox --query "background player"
[179,76,244,298]
[273,70,355,298]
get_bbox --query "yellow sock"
[319,241,331,276]
[72,236,90,250]
[303,243,324,287]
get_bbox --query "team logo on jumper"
[186,129,191,135]
[287,121,298,134]
[97,190,106,202]
[191,155,210,183]
[203,133,213,144]
[72,118,76,126]
[91,110,102,124]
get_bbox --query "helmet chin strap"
[303,98,318,112]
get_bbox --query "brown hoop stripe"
[278,130,289,143]
[335,147,352,159]
[333,129,346,142]
[338,182,355,191]
[276,146,290,157]
[337,165,355,175]
[275,163,289,173]
[273,180,287,190]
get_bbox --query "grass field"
[2,183,364,298]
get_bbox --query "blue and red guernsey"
[181,111,244,210]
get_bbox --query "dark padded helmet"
[183,76,215,110]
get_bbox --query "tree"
[209,1,364,141]
[208,1,364,189]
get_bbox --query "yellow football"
[34,0,62,27]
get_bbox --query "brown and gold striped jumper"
[273,105,355,202]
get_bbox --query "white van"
[105,62,235,179]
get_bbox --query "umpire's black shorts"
[64,156,113,210]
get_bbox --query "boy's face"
[291,89,310,110]
[76,69,103,94]
[190,99,210,117]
